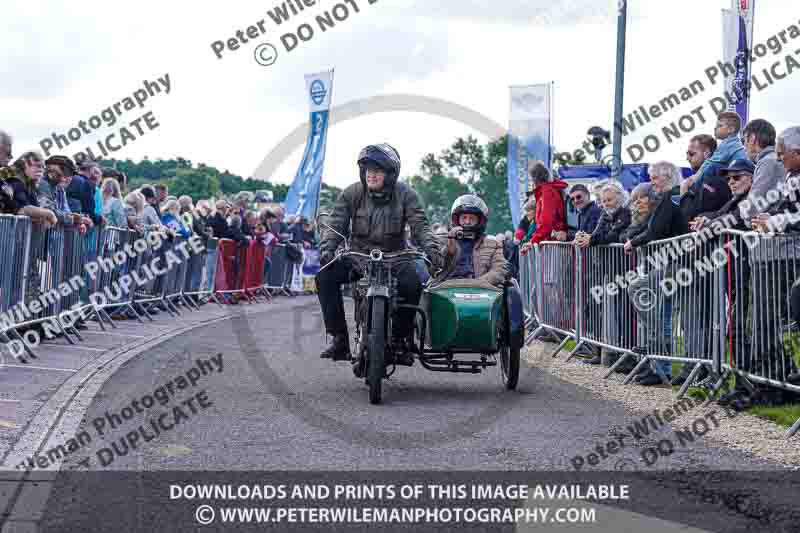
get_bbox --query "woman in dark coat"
[625,162,689,385]
[623,163,689,252]
[574,182,632,248]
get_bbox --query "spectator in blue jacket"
[161,199,191,238]
[681,111,747,197]
[65,159,98,223]
[567,183,602,241]
[77,161,103,222]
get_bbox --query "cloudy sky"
[4,0,799,189]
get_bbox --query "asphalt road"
[4,296,799,532]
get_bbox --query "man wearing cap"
[681,159,756,390]
[690,159,756,232]
[566,184,602,242]
[78,161,104,225]
[290,216,316,249]
[63,157,98,223]
[41,157,93,233]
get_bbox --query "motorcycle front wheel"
[367,296,387,404]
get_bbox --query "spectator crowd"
[511,114,800,408]
[0,133,318,322]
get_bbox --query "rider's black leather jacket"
[320,180,443,268]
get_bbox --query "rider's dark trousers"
[316,259,422,338]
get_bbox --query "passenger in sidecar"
[431,194,509,288]
[419,195,524,388]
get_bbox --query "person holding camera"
[434,195,509,288]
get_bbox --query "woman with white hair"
[124,190,145,231]
[101,177,127,228]
[622,161,688,254]
[623,163,689,386]
[576,182,631,247]
[178,195,194,215]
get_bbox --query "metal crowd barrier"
[608,234,724,391]
[527,242,578,356]
[263,244,294,297]
[14,224,84,352]
[520,230,800,438]
[0,215,34,361]
[719,229,800,437]
[574,243,639,364]
[0,220,228,363]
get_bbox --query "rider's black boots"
[320,332,351,361]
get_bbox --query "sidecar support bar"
[419,359,494,373]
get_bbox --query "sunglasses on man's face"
[570,194,586,202]
[727,173,749,182]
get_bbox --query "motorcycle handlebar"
[318,248,431,273]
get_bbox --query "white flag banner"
[721,0,755,123]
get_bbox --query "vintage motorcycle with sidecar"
[318,215,523,404]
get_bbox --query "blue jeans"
[204,248,219,292]
[188,256,203,292]
[629,272,673,378]
[415,258,430,284]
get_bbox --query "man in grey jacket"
[739,119,785,224]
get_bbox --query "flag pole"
[612,0,628,175]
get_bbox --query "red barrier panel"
[213,238,270,303]
[243,240,267,293]
[214,239,238,294]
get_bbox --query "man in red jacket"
[521,163,569,254]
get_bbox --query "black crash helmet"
[357,143,401,191]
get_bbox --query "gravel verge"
[523,340,800,469]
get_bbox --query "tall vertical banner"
[507,83,553,228]
[285,69,334,220]
[722,1,755,124]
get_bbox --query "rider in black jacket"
[316,144,442,362]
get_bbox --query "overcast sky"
[4,0,799,189]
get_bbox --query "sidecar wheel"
[500,342,520,390]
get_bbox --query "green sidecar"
[414,279,523,389]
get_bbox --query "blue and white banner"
[507,83,553,228]
[722,0,755,124]
[285,69,334,220]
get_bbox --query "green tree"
[168,168,220,201]
[319,183,342,214]
[97,156,290,202]
[405,135,512,234]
